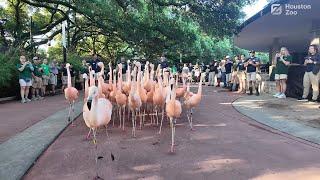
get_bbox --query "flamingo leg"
[132,111,136,137]
[155,107,159,126]
[71,101,76,126]
[122,106,126,131]
[86,128,92,140]
[92,128,100,179]
[67,102,72,122]
[139,108,142,130]
[119,107,122,128]
[105,125,109,138]
[170,117,175,153]
[190,108,194,131]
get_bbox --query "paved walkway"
[233,95,320,145]
[0,95,83,180]
[23,87,320,180]
[0,94,76,143]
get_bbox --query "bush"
[0,49,20,98]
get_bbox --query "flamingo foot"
[169,146,175,154]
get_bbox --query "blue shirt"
[305,54,320,72]
[237,61,245,71]
[225,61,233,74]
[87,59,101,72]
[245,56,260,73]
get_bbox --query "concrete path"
[233,95,320,145]
[24,87,320,180]
[0,101,83,180]
[0,94,78,143]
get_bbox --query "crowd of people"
[17,44,320,103]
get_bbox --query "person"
[208,60,216,86]
[119,57,127,81]
[182,63,189,82]
[41,59,50,96]
[171,64,177,75]
[194,63,200,82]
[225,56,233,88]
[298,45,320,102]
[31,57,44,100]
[244,50,260,96]
[87,53,101,79]
[17,55,34,103]
[273,47,292,99]
[160,54,169,71]
[230,66,239,91]
[220,60,226,87]
[49,60,59,95]
[237,54,247,94]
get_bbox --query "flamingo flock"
[64,61,204,153]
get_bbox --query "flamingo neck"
[66,66,72,88]
[198,76,203,95]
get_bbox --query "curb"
[232,96,320,146]
[0,101,83,180]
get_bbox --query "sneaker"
[21,98,26,103]
[25,98,31,102]
[310,99,317,103]
[297,97,308,102]
[32,96,38,101]
[277,93,286,99]
[273,92,281,97]
[37,96,44,100]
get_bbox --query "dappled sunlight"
[187,157,245,174]
[252,167,320,180]
[194,123,226,127]
[191,132,217,140]
[117,173,141,180]
[132,164,161,172]
[219,102,233,105]
[137,175,164,180]
[296,103,320,110]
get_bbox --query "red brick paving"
[0,94,81,143]
[24,87,320,180]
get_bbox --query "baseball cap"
[249,50,256,53]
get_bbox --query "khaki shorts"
[62,76,68,85]
[42,75,49,86]
[275,74,287,80]
[237,71,246,80]
[247,72,256,81]
[32,76,43,89]
[49,73,57,85]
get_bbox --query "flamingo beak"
[87,99,92,110]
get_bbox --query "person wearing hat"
[225,56,233,88]
[31,56,44,100]
[244,50,260,96]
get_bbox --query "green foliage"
[0,48,20,88]
[67,53,83,71]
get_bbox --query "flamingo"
[184,73,204,130]
[154,72,166,131]
[137,62,148,129]
[128,66,142,137]
[82,82,112,179]
[165,77,182,153]
[115,63,128,130]
[176,77,187,99]
[122,60,131,96]
[64,63,79,125]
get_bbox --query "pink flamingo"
[184,73,204,130]
[64,63,79,125]
[115,63,128,130]
[166,77,182,153]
